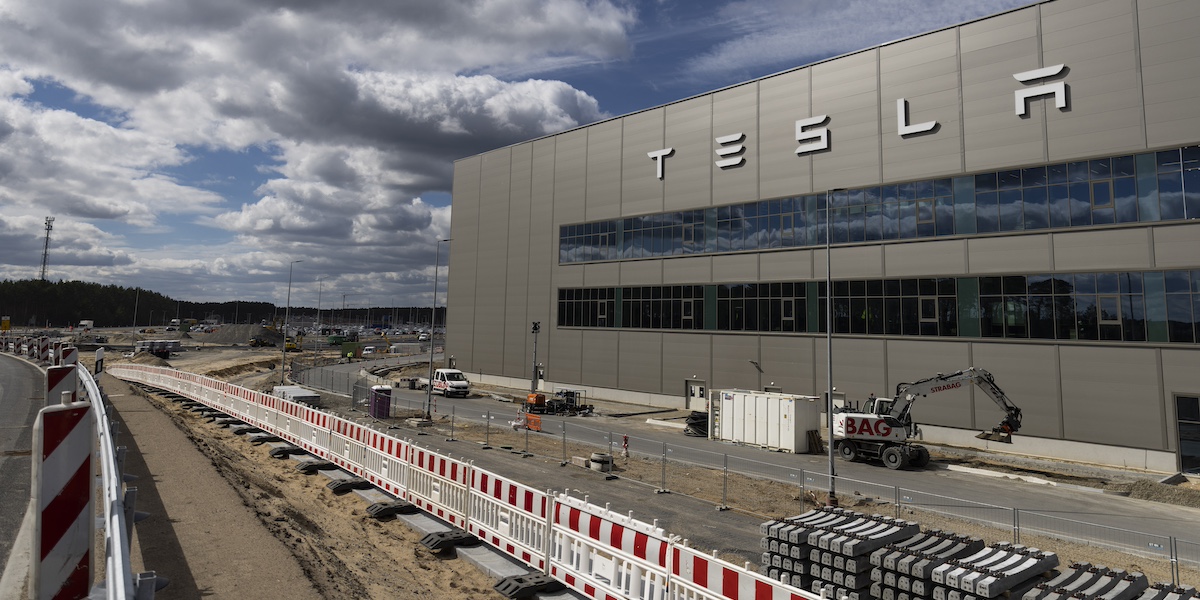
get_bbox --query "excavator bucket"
[976,430,1013,443]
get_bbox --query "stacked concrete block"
[1021,562,1187,600]
[868,529,985,600]
[760,508,921,600]
[923,542,1058,599]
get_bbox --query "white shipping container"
[713,390,821,453]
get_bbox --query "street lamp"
[825,188,843,506]
[282,259,303,385]
[530,322,541,393]
[424,238,451,419]
[316,277,325,329]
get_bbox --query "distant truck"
[78,319,94,331]
[417,368,471,397]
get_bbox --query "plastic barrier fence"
[109,365,820,600]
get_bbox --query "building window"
[560,145,1200,265]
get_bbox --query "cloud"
[678,0,1030,82]
[0,0,635,301]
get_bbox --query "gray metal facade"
[447,0,1200,471]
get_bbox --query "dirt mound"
[203,324,285,345]
[118,352,172,367]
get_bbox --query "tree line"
[0,279,442,330]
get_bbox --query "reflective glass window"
[1159,172,1185,220]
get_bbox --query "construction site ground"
[89,338,1200,596]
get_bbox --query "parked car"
[418,333,430,342]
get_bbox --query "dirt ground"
[97,346,1200,593]
[98,349,504,600]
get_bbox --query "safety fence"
[1,335,155,599]
[319,402,1196,587]
[108,364,821,600]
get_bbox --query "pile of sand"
[118,352,172,367]
[201,324,285,345]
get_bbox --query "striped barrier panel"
[39,337,50,364]
[60,346,77,367]
[47,365,78,405]
[108,365,821,600]
[550,494,672,600]
[52,342,62,366]
[32,398,94,599]
[468,467,550,571]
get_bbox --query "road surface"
[0,355,43,591]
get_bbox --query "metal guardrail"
[79,366,158,599]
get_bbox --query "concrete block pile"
[761,508,1063,600]
[1023,562,1195,600]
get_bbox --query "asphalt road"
[0,355,43,573]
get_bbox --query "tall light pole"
[530,322,541,393]
[424,238,451,419]
[316,277,324,329]
[825,189,843,507]
[282,259,303,385]
[132,288,140,328]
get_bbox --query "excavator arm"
[892,367,1023,443]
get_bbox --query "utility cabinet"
[711,390,821,453]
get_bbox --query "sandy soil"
[93,346,1200,593]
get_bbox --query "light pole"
[316,277,324,329]
[282,259,303,385]
[132,288,140,328]
[825,189,843,506]
[424,238,451,419]
[530,322,541,393]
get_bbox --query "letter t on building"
[648,148,674,179]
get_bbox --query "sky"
[0,0,1030,309]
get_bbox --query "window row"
[560,146,1200,263]
[555,269,1200,344]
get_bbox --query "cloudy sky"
[0,0,1028,309]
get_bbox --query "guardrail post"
[655,442,668,494]
[717,454,729,511]
[124,487,139,541]
[560,422,568,466]
[1013,508,1020,544]
[135,571,159,599]
[1171,536,1179,585]
[482,410,492,449]
[894,485,901,519]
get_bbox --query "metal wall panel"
[662,333,712,403]
[812,50,882,191]
[553,129,588,224]
[819,244,883,279]
[586,120,623,221]
[758,69,812,199]
[1152,223,1200,269]
[662,256,712,284]
[529,139,557,368]
[712,83,759,204]
[758,336,818,396]
[1052,228,1152,271]
[883,240,967,277]
[619,260,662,285]
[580,330,619,389]
[1059,346,1162,448]
[447,156,481,372]
[960,6,1047,171]
[547,328,583,385]
[664,96,714,211]
[828,338,887,401]
[473,149,513,374]
[617,331,663,393]
[1042,0,1145,159]
[621,109,666,216]
[1139,0,1200,148]
[881,29,964,181]
[711,334,761,392]
[967,235,1052,274]
[583,262,619,287]
[760,249,813,281]
[504,144,534,378]
[1162,348,1200,454]
[971,343,1062,439]
[886,340,975,429]
[712,253,758,283]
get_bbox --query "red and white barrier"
[32,400,94,600]
[47,365,78,406]
[60,346,77,367]
[108,364,821,600]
